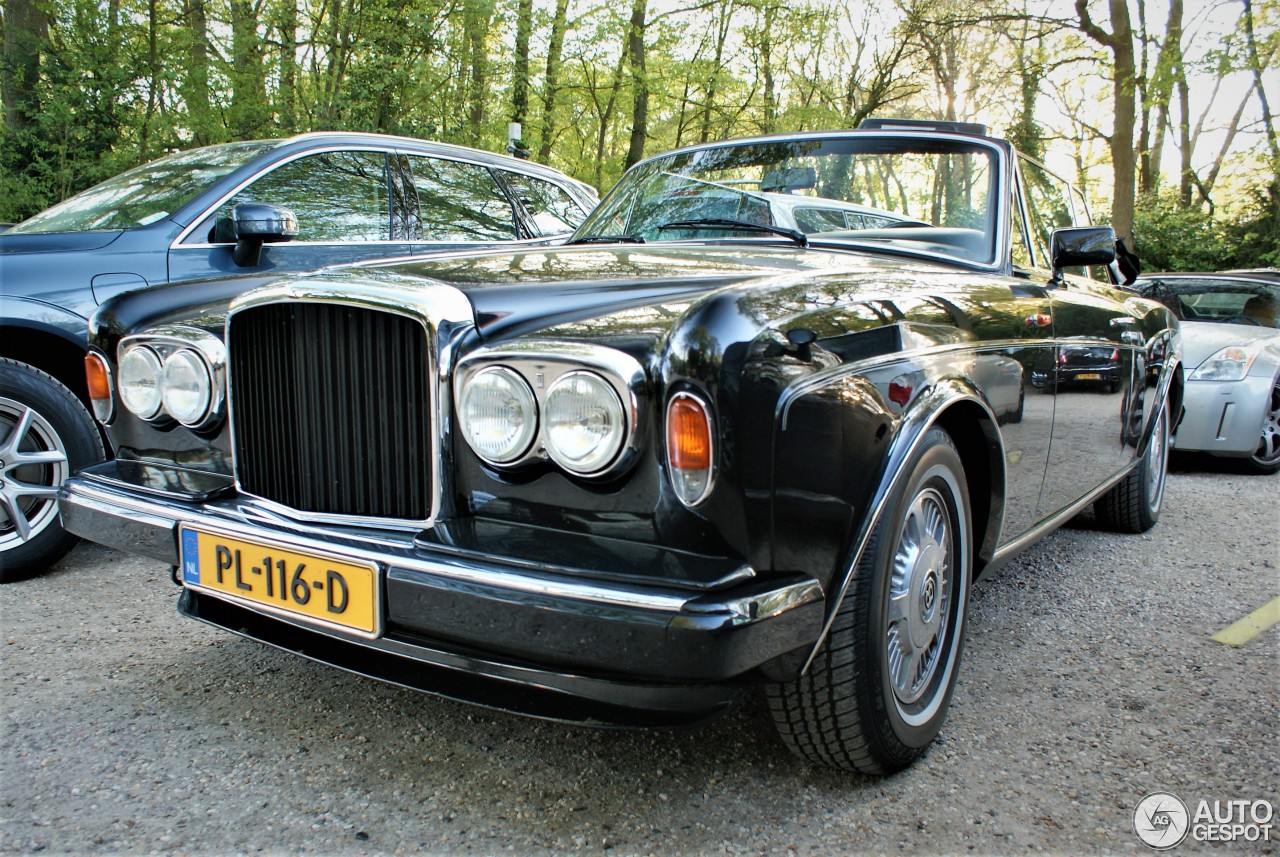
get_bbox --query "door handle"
[1109,316,1136,328]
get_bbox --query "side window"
[499,171,588,235]
[793,207,847,234]
[408,157,517,241]
[1019,156,1074,266]
[210,151,391,243]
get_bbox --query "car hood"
[347,244,968,342]
[1181,321,1280,368]
[0,229,124,254]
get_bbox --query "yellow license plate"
[179,526,379,637]
[1076,373,1102,380]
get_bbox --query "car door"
[1013,157,1146,517]
[168,148,418,281]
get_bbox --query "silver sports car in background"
[1137,270,1280,474]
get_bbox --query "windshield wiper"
[657,218,808,248]
[567,233,646,245]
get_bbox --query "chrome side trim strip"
[988,463,1134,568]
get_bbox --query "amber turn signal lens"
[667,396,712,470]
[84,351,114,423]
[666,393,714,506]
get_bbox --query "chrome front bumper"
[59,461,825,725]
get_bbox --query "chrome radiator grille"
[229,302,433,523]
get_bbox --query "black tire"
[0,358,105,582]
[1241,377,1280,475]
[767,428,972,774]
[1093,396,1169,533]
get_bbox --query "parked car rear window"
[8,141,275,234]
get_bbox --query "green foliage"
[1222,177,1280,268]
[1132,191,1233,272]
[0,0,1273,242]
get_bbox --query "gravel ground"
[2,459,1277,856]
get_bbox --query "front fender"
[0,294,90,343]
[774,369,1003,674]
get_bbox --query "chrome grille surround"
[225,277,473,530]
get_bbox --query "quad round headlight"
[162,349,213,426]
[118,346,164,419]
[544,371,625,474]
[459,366,538,464]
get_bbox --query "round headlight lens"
[118,346,164,419]
[162,349,212,426]
[544,372,625,474]
[459,367,538,464]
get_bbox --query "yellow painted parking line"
[1211,596,1280,647]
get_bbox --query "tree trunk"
[1076,0,1138,245]
[512,0,532,128]
[535,0,569,163]
[181,0,214,143]
[277,0,298,132]
[229,0,269,137]
[700,1,732,144]
[2,0,48,137]
[624,0,648,169]
[464,0,493,146]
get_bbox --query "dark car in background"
[0,132,597,579]
[59,120,1180,774]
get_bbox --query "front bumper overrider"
[59,460,825,727]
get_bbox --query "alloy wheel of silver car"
[0,358,104,581]
[0,396,68,551]
[1250,378,1280,473]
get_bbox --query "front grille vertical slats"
[229,302,433,522]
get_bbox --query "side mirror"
[231,202,298,267]
[1048,226,1115,286]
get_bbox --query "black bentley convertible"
[59,120,1182,774]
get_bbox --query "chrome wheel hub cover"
[886,487,952,706]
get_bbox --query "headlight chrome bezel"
[117,345,165,420]
[117,327,227,430]
[458,365,540,465]
[453,342,644,480]
[543,370,627,476]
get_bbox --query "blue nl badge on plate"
[181,529,201,584]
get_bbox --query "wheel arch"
[800,379,1004,674]
[0,322,91,406]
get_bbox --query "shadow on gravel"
[1169,450,1278,475]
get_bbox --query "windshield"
[1140,279,1279,329]
[8,141,277,234]
[575,135,1000,264]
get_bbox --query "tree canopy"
[2,0,1276,267]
